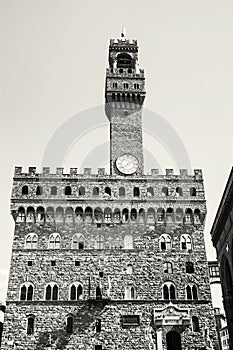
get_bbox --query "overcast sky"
[1,0,233,307]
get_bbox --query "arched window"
[186,285,198,300]
[126,264,133,274]
[105,187,111,196]
[123,82,129,89]
[113,82,118,88]
[176,187,183,196]
[138,208,145,222]
[70,284,83,300]
[185,208,193,224]
[94,207,102,222]
[93,187,99,196]
[122,208,129,222]
[119,187,125,197]
[113,208,120,221]
[27,316,35,335]
[147,187,154,196]
[51,186,57,195]
[134,83,140,89]
[96,286,102,300]
[147,208,155,223]
[65,186,72,195]
[22,185,28,195]
[96,318,101,332]
[160,235,171,250]
[72,234,85,250]
[20,283,34,301]
[112,92,116,101]
[163,283,176,300]
[163,262,173,274]
[46,207,55,222]
[75,207,83,221]
[192,316,200,332]
[104,207,112,222]
[25,233,38,249]
[125,286,136,300]
[162,187,168,196]
[48,233,61,249]
[18,207,26,222]
[130,208,137,221]
[166,208,174,223]
[186,262,194,273]
[66,316,73,334]
[36,207,45,222]
[181,234,192,250]
[36,186,43,195]
[79,186,85,196]
[175,208,183,222]
[124,235,133,249]
[190,187,197,196]
[157,208,165,222]
[117,53,133,69]
[56,207,64,222]
[26,207,35,222]
[133,187,140,197]
[45,283,59,300]
[85,207,92,221]
[194,209,201,223]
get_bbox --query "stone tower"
[2,32,218,350]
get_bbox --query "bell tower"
[105,30,146,176]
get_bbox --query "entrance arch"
[166,331,182,350]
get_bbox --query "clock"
[116,154,139,175]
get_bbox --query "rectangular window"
[95,346,102,350]
[122,315,140,326]
[28,261,32,266]
[51,260,56,266]
[99,271,104,278]
[75,260,80,266]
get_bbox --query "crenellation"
[70,168,78,176]
[28,167,36,175]
[56,167,64,175]
[42,167,50,175]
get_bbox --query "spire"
[121,25,126,40]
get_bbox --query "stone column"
[156,329,163,350]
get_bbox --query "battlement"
[106,68,145,79]
[14,166,203,180]
[110,38,138,50]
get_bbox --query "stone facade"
[211,167,233,349]
[1,33,218,350]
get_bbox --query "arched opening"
[79,186,85,196]
[36,206,45,223]
[190,187,196,196]
[138,208,145,222]
[157,208,165,222]
[51,186,57,195]
[130,208,137,221]
[122,208,129,222]
[147,187,154,196]
[26,207,35,223]
[162,187,168,196]
[194,208,201,223]
[166,208,174,223]
[104,207,112,222]
[105,187,111,196]
[176,208,183,222]
[184,208,193,224]
[85,207,93,222]
[22,185,28,195]
[94,207,102,222]
[166,331,182,350]
[65,207,74,223]
[46,207,54,222]
[65,186,72,195]
[93,187,99,196]
[36,186,43,195]
[66,316,73,334]
[119,187,125,197]
[113,208,120,221]
[96,286,102,300]
[147,208,155,223]
[117,53,133,69]
[176,187,183,196]
[133,187,140,197]
[17,207,26,222]
[75,207,83,221]
[56,207,64,222]
[112,92,116,101]
[27,317,34,335]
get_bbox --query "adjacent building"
[1,32,218,350]
[211,167,233,349]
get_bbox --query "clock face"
[116,154,139,175]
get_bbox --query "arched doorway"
[166,331,182,350]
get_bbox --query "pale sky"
[1,0,233,309]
